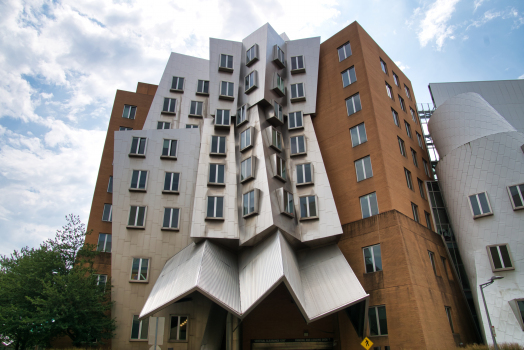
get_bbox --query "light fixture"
[479,276,504,350]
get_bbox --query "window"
[130,137,147,156]
[197,80,210,95]
[207,196,224,219]
[273,45,285,68]
[243,190,259,217]
[385,82,393,99]
[369,306,388,336]
[405,121,412,138]
[468,192,493,218]
[237,104,248,126]
[404,84,412,99]
[410,108,418,124]
[220,81,234,99]
[428,251,437,275]
[162,98,177,114]
[282,190,294,217]
[342,67,356,87]
[288,111,303,130]
[290,55,305,73]
[122,105,137,119]
[240,157,255,182]
[275,155,286,181]
[240,127,252,151]
[269,127,282,151]
[157,121,170,129]
[398,137,406,157]
[411,148,418,167]
[398,95,406,112]
[95,274,107,287]
[128,206,146,228]
[119,126,133,131]
[290,83,305,102]
[163,172,180,193]
[445,307,454,333]
[171,76,184,91]
[392,108,400,127]
[380,58,388,75]
[509,299,524,330]
[170,316,188,341]
[162,208,180,230]
[337,42,352,61]
[131,315,149,340]
[130,170,148,191]
[507,183,524,210]
[246,44,259,66]
[102,204,112,222]
[271,101,283,124]
[360,192,379,219]
[412,202,420,223]
[423,159,430,177]
[417,132,424,148]
[355,156,373,182]
[210,136,226,155]
[418,178,425,199]
[393,72,399,86]
[405,168,413,190]
[186,124,198,129]
[107,176,113,193]
[296,163,313,185]
[161,139,178,159]
[300,195,318,220]
[290,135,306,156]
[189,101,203,116]
[130,258,149,282]
[441,257,449,279]
[209,164,225,185]
[487,244,514,271]
[273,73,285,96]
[350,123,367,147]
[425,211,432,230]
[215,109,230,127]
[346,93,362,116]
[246,71,259,93]
[219,54,233,72]
[363,244,382,273]
[97,233,112,253]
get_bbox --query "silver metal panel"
[278,233,305,305]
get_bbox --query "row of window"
[130,314,187,341]
[398,136,431,176]
[468,184,524,219]
[380,57,413,102]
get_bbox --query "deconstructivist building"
[84,22,480,350]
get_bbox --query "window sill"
[272,58,286,69]
[288,125,304,131]
[189,114,203,118]
[296,182,314,187]
[102,220,112,223]
[281,211,294,218]
[240,176,255,183]
[208,182,226,187]
[214,124,231,130]
[161,111,176,116]
[492,267,515,272]
[129,339,149,342]
[236,119,248,127]
[290,68,306,74]
[162,190,180,195]
[512,206,524,211]
[218,66,233,73]
[300,216,319,221]
[129,280,149,284]
[196,92,209,96]
[129,153,146,158]
[160,156,177,160]
[129,188,147,192]
[205,217,225,221]
[169,89,183,93]
[126,226,146,230]
[269,144,282,152]
[210,152,227,157]
[243,211,259,218]
[219,95,235,101]
[274,175,286,183]
[271,86,285,97]
[240,145,253,153]
[290,152,307,157]
[246,58,258,67]
[290,96,306,103]
[245,85,257,94]
[267,115,284,127]
[368,334,388,338]
[161,227,180,231]
[473,213,494,219]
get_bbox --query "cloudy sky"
[0,0,522,256]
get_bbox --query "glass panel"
[518,301,524,323]
[137,206,145,226]
[169,99,176,113]
[378,306,388,335]
[298,136,305,153]
[300,197,308,218]
[286,193,294,214]
[170,316,178,340]
[291,138,298,154]
[140,317,149,339]
[138,138,146,154]
[197,102,203,115]
[123,105,130,118]
[172,173,179,191]
[220,54,227,68]
[289,113,296,129]
[207,197,215,217]
[97,234,105,252]
[228,82,234,96]
[342,71,350,88]
[490,246,503,269]
[172,77,178,89]
[297,55,303,68]
[297,164,304,183]
[308,196,316,217]
[221,81,227,95]
[130,137,138,153]
[131,171,139,188]
[368,308,379,336]
[373,245,382,271]
[296,112,303,127]
[170,140,177,157]
[216,197,223,217]
[499,245,512,268]
[171,209,179,228]
[370,193,379,216]
[354,94,362,112]
[106,234,112,252]
[209,164,217,183]
[131,259,140,280]
[356,160,364,182]
[469,195,481,216]
[211,136,218,153]
[337,47,345,61]
[131,315,140,339]
[139,171,147,189]
[164,173,171,191]
[219,136,226,153]
[249,191,255,214]
[162,139,170,156]
[358,124,367,143]
[509,186,523,207]
[297,83,304,97]
[361,196,371,219]
[140,259,148,281]
[178,77,184,90]
[350,127,359,147]
[227,55,233,68]
[224,110,230,125]
[179,316,188,340]
[304,163,312,183]
[243,193,249,215]
[363,247,373,273]
[163,208,171,228]
[128,206,137,226]
[291,85,297,99]
[349,67,356,84]
[216,110,223,125]
[364,157,372,178]
[346,97,355,115]
[217,165,225,184]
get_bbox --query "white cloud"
[415,0,460,50]
[467,9,502,30]
[519,73,524,79]
[474,0,486,12]
[395,61,410,71]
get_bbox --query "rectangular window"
[163,172,180,193]
[130,170,148,191]
[219,54,233,71]
[425,211,432,230]
[270,127,283,151]
[237,104,248,126]
[288,111,303,130]
[350,123,367,147]
[441,257,449,279]
[271,73,285,97]
[209,164,225,185]
[507,183,524,210]
[417,132,424,148]
[410,108,418,124]
[338,42,352,61]
[355,156,373,182]
[428,251,437,275]
[197,80,210,95]
[363,244,382,273]
[207,196,224,219]
[95,274,107,286]
[246,44,259,66]
[243,190,258,217]
[186,124,198,129]
[273,45,285,68]
[161,139,178,158]
[423,159,430,177]
[130,137,147,156]
[162,208,180,230]
[380,58,388,75]
[97,233,112,253]
[290,83,305,101]
[215,109,230,127]
[393,72,399,86]
[171,76,184,91]
[404,84,412,99]
[131,315,149,340]
[275,156,286,181]
[272,101,284,124]
[411,148,418,167]
[102,204,112,222]
[290,55,305,73]
[210,136,226,155]
[469,192,493,218]
[296,163,313,185]
[220,81,234,99]
[445,307,454,333]
[130,258,149,282]
[107,176,113,193]
[398,95,406,112]
[369,305,388,336]
[392,108,400,127]
[342,67,357,87]
[487,244,514,271]
[157,121,170,129]
[385,82,393,99]
[300,195,317,220]
[190,101,203,116]
[418,178,425,199]
[122,105,137,119]
[163,98,177,113]
[405,168,413,190]
[240,127,252,151]
[412,202,420,223]
[119,126,133,131]
[245,72,257,93]
[405,121,412,138]
[398,137,406,157]
[170,316,188,341]
[290,135,306,156]
[283,190,294,217]
[240,157,255,182]
[346,93,362,116]
[128,206,146,228]
[360,192,379,219]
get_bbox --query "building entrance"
[251,338,334,350]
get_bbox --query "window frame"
[337,42,352,62]
[290,135,307,156]
[129,170,148,192]
[288,111,304,130]
[162,98,177,115]
[163,172,180,194]
[445,307,454,333]
[170,76,185,92]
[398,137,407,157]
[405,168,413,191]
[392,108,400,127]
[186,124,198,129]
[404,84,412,100]
[129,258,150,283]
[127,206,147,229]
[423,159,430,177]
[162,207,180,231]
[95,274,107,287]
[196,80,210,96]
[410,108,418,124]
[486,244,515,272]
[380,58,388,75]
[355,156,373,182]
[210,135,227,156]
[398,95,406,112]
[393,72,399,87]
[350,123,367,147]
[246,44,259,66]
[282,190,295,217]
[268,126,283,152]
[119,126,133,131]
[299,195,318,221]
[385,82,393,100]
[236,104,249,126]
[240,156,256,183]
[468,192,493,218]
[405,121,412,138]
[208,163,226,186]
[97,233,112,253]
[272,72,285,97]
[412,202,420,223]
[363,244,382,273]
[273,45,286,68]
[206,196,224,220]
[102,204,112,222]
[129,137,147,157]
[368,305,388,336]
[218,54,234,72]
[342,66,357,88]
[107,176,113,193]
[428,250,437,275]
[240,127,253,152]
[269,101,284,125]
[169,315,189,342]
[242,189,260,218]
[245,71,258,94]
[360,192,379,219]
[411,148,418,167]
[418,178,425,199]
[425,211,432,230]
[157,121,171,130]
[219,81,235,100]
[416,132,424,149]
[122,105,137,119]
[507,183,524,210]
[296,163,314,186]
[273,154,287,182]
[215,109,231,128]
[130,315,149,341]
[189,100,204,117]
[161,139,178,160]
[290,83,306,102]
[346,93,362,116]
[290,55,305,73]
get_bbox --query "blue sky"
[0,0,522,256]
